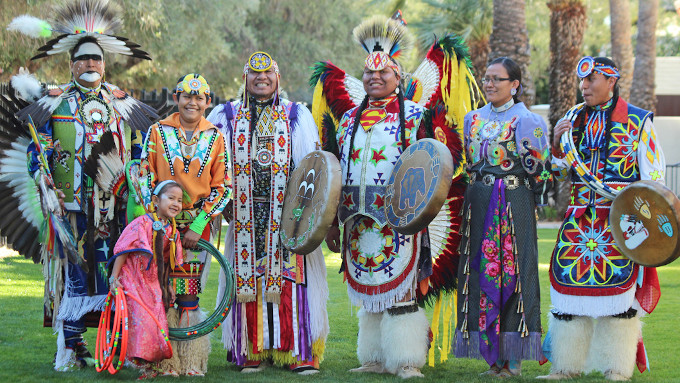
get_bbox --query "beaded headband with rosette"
[576,56,620,79]
[8,0,151,61]
[243,51,279,75]
[175,73,210,96]
[353,11,411,74]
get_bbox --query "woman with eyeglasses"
[453,57,553,377]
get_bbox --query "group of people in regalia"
[0,0,667,381]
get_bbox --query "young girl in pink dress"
[109,180,184,378]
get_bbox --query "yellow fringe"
[312,338,326,363]
[257,280,263,352]
[428,292,443,367]
[441,293,453,363]
[428,291,456,366]
[244,345,301,366]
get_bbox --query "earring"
[511,88,517,96]
[608,91,613,98]
[395,87,400,95]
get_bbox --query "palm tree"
[488,0,535,106]
[609,0,634,100]
[630,0,659,112]
[410,0,493,87]
[547,0,587,217]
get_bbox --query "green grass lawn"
[1,228,679,382]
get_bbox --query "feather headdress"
[8,0,151,61]
[352,12,412,59]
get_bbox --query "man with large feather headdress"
[311,12,480,378]
[1,0,157,372]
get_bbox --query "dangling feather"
[352,15,413,58]
[7,15,52,38]
[83,130,126,197]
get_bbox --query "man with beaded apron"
[140,74,230,376]
[538,57,665,381]
[208,52,329,374]
[10,0,157,371]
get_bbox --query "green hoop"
[168,238,235,341]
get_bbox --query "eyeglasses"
[482,77,511,84]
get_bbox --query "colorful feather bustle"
[310,61,359,153]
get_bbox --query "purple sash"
[470,179,517,365]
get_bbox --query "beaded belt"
[469,173,531,190]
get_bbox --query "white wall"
[656,117,680,165]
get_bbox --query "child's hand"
[109,275,121,291]
[169,286,176,304]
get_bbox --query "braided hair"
[397,82,408,151]
[345,95,369,182]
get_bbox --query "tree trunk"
[609,0,634,100]
[547,0,587,218]
[630,0,659,113]
[468,37,491,89]
[488,0,535,106]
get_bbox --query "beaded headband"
[175,73,210,95]
[243,51,279,75]
[365,51,401,75]
[576,56,620,79]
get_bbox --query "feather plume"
[10,68,44,103]
[83,131,126,195]
[24,0,151,60]
[52,0,123,35]
[7,15,52,38]
[352,15,413,58]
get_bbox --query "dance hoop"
[169,238,235,341]
[559,125,619,200]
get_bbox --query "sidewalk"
[537,221,562,229]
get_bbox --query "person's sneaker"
[480,365,501,376]
[54,353,81,372]
[349,362,386,373]
[185,370,205,377]
[396,366,424,379]
[73,342,95,367]
[240,360,268,373]
[496,367,520,378]
[290,360,319,375]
